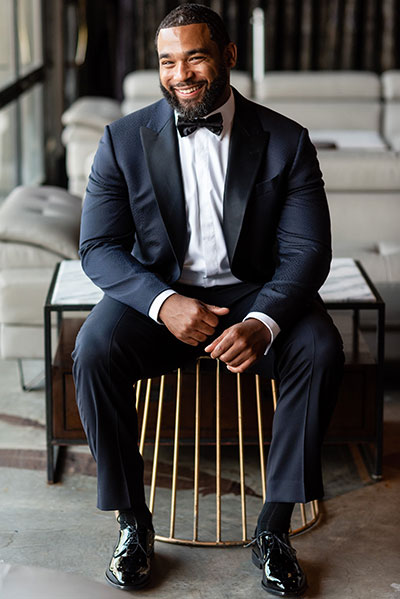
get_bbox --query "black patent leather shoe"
[247,530,307,597]
[105,514,155,590]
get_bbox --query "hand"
[204,318,271,373]
[159,294,229,346]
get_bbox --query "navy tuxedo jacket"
[80,89,331,331]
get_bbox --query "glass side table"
[44,258,385,483]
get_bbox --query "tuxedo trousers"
[72,281,344,512]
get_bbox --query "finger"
[211,339,240,361]
[204,304,230,316]
[189,329,210,343]
[188,320,215,338]
[224,347,253,367]
[226,357,255,373]
[204,331,227,353]
[202,304,230,327]
[204,339,217,353]
[217,344,244,363]
[183,338,198,346]
[199,310,222,329]
[181,334,204,346]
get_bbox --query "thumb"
[204,304,230,315]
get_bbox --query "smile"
[174,84,204,97]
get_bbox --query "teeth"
[176,85,201,95]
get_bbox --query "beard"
[160,66,229,119]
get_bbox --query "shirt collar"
[174,87,235,140]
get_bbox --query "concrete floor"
[1,358,400,598]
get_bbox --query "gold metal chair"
[136,356,319,546]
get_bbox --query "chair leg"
[215,358,222,543]
[169,368,182,540]
[193,360,201,542]
[255,375,267,502]
[149,375,165,513]
[139,379,152,455]
[236,372,248,542]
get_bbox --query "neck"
[210,84,231,112]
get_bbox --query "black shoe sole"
[260,579,307,598]
[105,569,151,591]
[251,549,307,598]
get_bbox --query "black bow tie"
[176,113,223,137]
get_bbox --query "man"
[72,4,344,596]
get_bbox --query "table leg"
[373,303,385,480]
[352,308,360,356]
[44,306,56,483]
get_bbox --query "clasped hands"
[159,294,270,373]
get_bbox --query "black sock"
[257,501,294,534]
[119,505,153,530]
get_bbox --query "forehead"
[157,22,218,56]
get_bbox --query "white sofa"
[61,97,122,197]
[0,186,81,359]
[254,71,384,149]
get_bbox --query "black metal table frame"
[44,260,385,484]
[323,261,385,480]
[44,262,95,482]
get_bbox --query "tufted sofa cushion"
[0,242,62,269]
[318,150,400,191]
[0,186,81,259]
[255,71,381,132]
[262,101,381,131]
[61,96,122,130]
[328,191,400,251]
[0,268,55,325]
[382,70,400,100]
[61,125,103,197]
[123,70,162,100]
[255,71,380,100]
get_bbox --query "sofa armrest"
[0,186,81,259]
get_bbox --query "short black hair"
[155,3,231,53]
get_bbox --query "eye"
[190,55,205,62]
[161,60,174,67]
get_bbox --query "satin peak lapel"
[223,109,269,262]
[140,116,187,268]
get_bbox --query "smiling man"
[72,4,344,596]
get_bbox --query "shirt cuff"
[148,289,177,324]
[243,312,281,355]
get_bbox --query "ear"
[224,42,237,69]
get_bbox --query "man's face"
[157,23,236,119]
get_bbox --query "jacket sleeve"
[79,125,171,315]
[248,128,332,330]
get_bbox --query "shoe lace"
[245,531,297,559]
[114,519,148,558]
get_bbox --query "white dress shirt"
[148,89,280,351]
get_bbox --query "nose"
[174,61,194,84]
